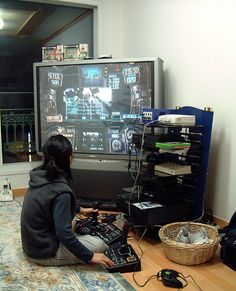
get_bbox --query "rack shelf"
[117,106,214,226]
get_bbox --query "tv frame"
[33,57,163,207]
[33,57,164,162]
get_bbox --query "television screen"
[34,57,163,207]
[34,57,162,158]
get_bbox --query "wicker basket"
[159,222,221,265]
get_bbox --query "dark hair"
[42,134,72,181]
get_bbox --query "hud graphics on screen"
[36,60,154,156]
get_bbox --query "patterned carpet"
[0,198,135,291]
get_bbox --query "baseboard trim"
[13,188,27,196]
[213,216,228,228]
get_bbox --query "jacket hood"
[29,167,68,189]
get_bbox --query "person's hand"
[90,253,115,268]
[80,207,98,216]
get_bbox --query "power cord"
[129,223,203,290]
[133,267,203,290]
[128,118,160,218]
[13,197,23,207]
[131,226,147,283]
[178,272,204,291]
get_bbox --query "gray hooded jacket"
[21,167,93,262]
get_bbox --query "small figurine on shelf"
[79,43,88,59]
[55,45,64,61]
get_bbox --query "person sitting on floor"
[21,134,114,268]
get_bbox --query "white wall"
[51,0,236,221]
[101,0,124,57]
[115,0,236,221]
[1,0,234,222]
[0,0,124,189]
[46,9,94,57]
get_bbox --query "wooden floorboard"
[123,230,236,291]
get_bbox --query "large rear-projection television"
[33,57,164,208]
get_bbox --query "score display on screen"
[35,59,155,156]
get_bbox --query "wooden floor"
[122,229,236,291]
[14,191,235,290]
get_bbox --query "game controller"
[158,269,183,288]
[101,213,117,223]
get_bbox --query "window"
[0,0,94,164]
[1,108,41,163]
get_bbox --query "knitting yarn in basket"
[159,222,221,265]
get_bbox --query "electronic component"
[158,114,196,126]
[155,162,191,175]
[105,243,141,273]
[158,269,183,288]
[0,178,13,202]
[98,54,112,59]
[101,213,117,223]
[74,218,122,245]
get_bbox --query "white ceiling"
[0,1,92,56]
[0,7,36,36]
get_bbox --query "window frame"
[0,0,104,177]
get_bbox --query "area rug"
[0,198,136,290]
